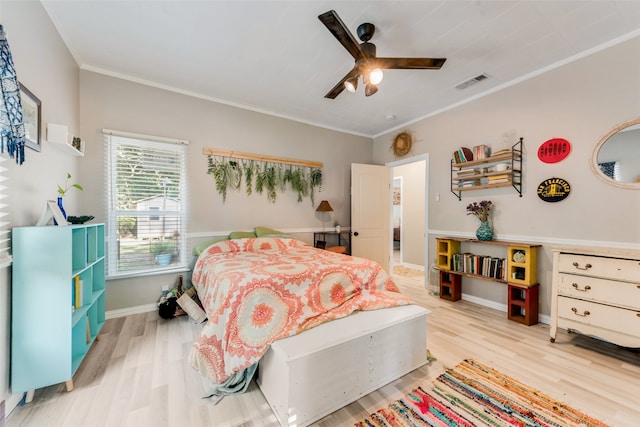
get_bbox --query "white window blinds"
[104,130,188,277]
[0,155,10,267]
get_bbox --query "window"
[149,206,160,221]
[104,130,188,277]
[0,155,10,267]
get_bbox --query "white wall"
[78,71,373,311]
[374,35,640,316]
[393,161,425,267]
[2,0,81,411]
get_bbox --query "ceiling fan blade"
[318,10,365,61]
[375,57,447,70]
[325,67,360,99]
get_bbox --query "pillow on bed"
[193,237,228,256]
[254,226,289,237]
[229,230,257,239]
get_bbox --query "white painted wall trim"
[428,229,640,251]
[187,227,350,239]
[6,393,24,420]
[400,262,425,271]
[106,303,157,319]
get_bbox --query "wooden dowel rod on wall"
[203,148,323,169]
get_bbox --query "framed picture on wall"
[19,82,42,152]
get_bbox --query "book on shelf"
[491,148,512,157]
[473,144,490,160]
[85,315,91,344]
[458,179,480,188]
[449,253,506,280]
[488,174,511,184]
[456,168,477,176]
[453,147,474,163]
[489,257,498,278]
[488,174,510,180]
[72,276,83,310]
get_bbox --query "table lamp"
[316,200,333,232]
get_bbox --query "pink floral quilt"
[189,237,411,384]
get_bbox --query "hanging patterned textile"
[0,25,25,164]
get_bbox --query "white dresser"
[550,246,640,348]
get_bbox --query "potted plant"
[466,200,493,241]
[55,172,83,222]
[150,239,175,266]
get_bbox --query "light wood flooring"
[8,268,640,426]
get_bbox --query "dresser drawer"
[558,273,640,310]
[557,253,640,282]
[557,296,640,339]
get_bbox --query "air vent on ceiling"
[455,73,491,90]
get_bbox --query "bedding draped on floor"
[189,237,411,400]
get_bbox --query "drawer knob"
[571,307,590,317]
[571,283,591,292]
[572,262,592,270]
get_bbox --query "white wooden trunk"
[257,305,430,427]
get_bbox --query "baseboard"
[106,303,157,319]
[461,293,550,325]
[462,293,507,313]
[5,392,25,420]
[398,262,425,271]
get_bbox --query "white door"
[351,163,391,272]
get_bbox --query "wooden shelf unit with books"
[435,237,540,325]
[11,224,105,402]
[451,138,523,200]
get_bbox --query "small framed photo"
[19,82,41,152]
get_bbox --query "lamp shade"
[316,200,333,212]
[344,76,358,93]
[365,82,378,97]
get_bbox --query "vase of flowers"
[467,200,493,241]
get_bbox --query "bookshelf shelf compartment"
[12,224,106,401]
[451,138,523,200]
[435,237,540,325]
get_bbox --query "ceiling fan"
[318,10,446,99]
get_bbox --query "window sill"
[106,266,190,281]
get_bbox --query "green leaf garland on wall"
[207,155,322,204]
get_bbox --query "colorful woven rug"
[355,358,609,427]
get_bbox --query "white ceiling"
[41,0,640,137]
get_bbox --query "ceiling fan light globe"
[365,83,378,97]
[344,77,358,93]
[369,68,383,85]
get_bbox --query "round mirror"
[591,117,640,189]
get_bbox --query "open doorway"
[387,154,429,281]
[392,177,402,264]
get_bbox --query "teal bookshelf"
[11,223,105,401]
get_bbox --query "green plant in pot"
[150,239,175,266]
[55,172,83,223]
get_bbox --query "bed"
[189,234,428,425]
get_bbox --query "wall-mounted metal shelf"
[450,138,523,200]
